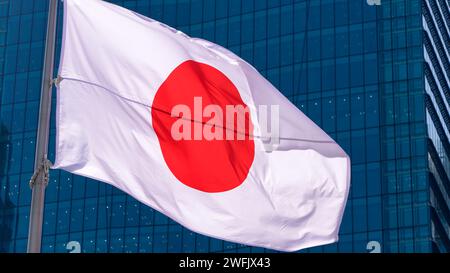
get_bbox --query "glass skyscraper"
[0,0,449,253]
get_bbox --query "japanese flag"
[53,0,351,251]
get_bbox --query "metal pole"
[27,0,59,253]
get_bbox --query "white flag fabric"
[53,0,350,251]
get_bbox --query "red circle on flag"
[151,60,255,193]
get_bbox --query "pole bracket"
[52,75,62,88]
[29,157,53,188]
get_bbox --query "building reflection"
[0,122,14,252]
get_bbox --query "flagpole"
[27,0,59,253]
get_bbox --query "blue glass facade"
[0,0,447,253]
